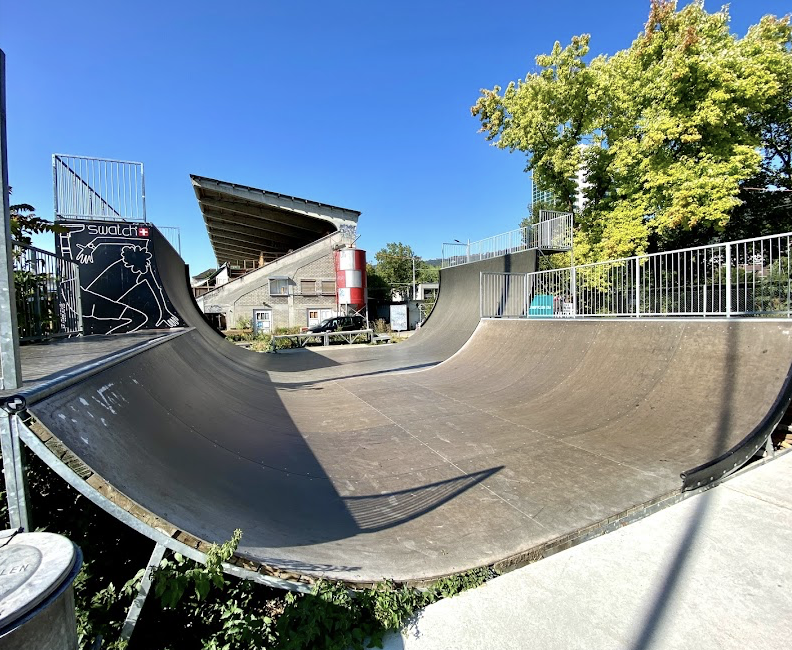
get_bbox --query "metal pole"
[725,243,732,317]
[120,542,166,643]
[634,258,641,318]
[571,266,577,318]
[0,50,22,390]
[140,162,147,222]
[787,236,790,319]
[411,256,416,301]
[52,155,59,221]
[1,404,30,530]
[479,272,483,319]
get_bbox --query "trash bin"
[0,530,82,650]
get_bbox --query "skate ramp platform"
[23,314,792,584]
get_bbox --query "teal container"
[528,295,554,318]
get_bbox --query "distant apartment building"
[530,145,590,214]
[531,176,558,208]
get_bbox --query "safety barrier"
[158,226,181,255]
[53,154,146,222]
[443,213,573,269]
[481,232,792,319]
[13,241,82,340]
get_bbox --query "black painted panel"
[55,221,185,335]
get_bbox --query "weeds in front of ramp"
[0,447,497,650]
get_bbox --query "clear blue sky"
[2,1,788,272]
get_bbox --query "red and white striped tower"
[334,248,367,315]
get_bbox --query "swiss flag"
[138,227,150,237]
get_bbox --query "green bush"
[1,446,498,649]
[372,319,391,334]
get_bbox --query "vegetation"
[7,199,69,339]
[9,197,64,244]
[1,446,496,649]
[368,243,438,301]
[473,0,792,261]
[235,316,253,331]
[247,327,305,352]
[369,318,407,343]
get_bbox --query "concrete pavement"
[383,451,792,650]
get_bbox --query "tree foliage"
[369,242,435,300]
[472,0,792,261]
[7,188,64,244]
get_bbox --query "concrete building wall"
[197,232,346,331]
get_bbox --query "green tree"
[472,0,792,262]
[371,242,433,300]
[365,262,391,301]
[8,191,64,244]
[519,198,566,230]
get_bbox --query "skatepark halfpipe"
[11,228,792,586]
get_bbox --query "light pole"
[454,239,470,265]
[411,255,416,301]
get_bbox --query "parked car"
[307,315,367,333]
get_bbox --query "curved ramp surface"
[151,227,537,377]
[27,315,792,583]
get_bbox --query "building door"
[307,308,333,328]
[253,310,272,334]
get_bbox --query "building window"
[269,278,289,296]
[300,279,317,295]
[321,280,336,295]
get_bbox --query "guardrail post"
[120,542,167,643]
[571,266,577,318]
[0,50,21,390]
[725,243,732,317]
[30,248,43,337]
[525,272,530,317]
[634,258,641,317]
[1,406,30,530]
[479,272,483,319]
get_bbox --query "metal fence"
[480,272,530,318]
[480,232,792,319]
[158,226,181,255]
[13,241,82,340]
[53,154,146,222]
[443,213,573,269]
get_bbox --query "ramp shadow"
[28,329,502,579]
[343,467,502,532]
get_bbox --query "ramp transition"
[17,229,792,585]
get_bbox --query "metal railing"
[480,272,529,318]
[269,329,373,348]
[54,154,146,222]
[158,226,181,255]
[13,241,83,340]
[480,232,792,319]
[443,213,573,269]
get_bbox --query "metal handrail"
[442,213,573,269]
[480,231,792,320]
[269,328,373,348]
[12,240,83,340]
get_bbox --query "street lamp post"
[412,255,416,301]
